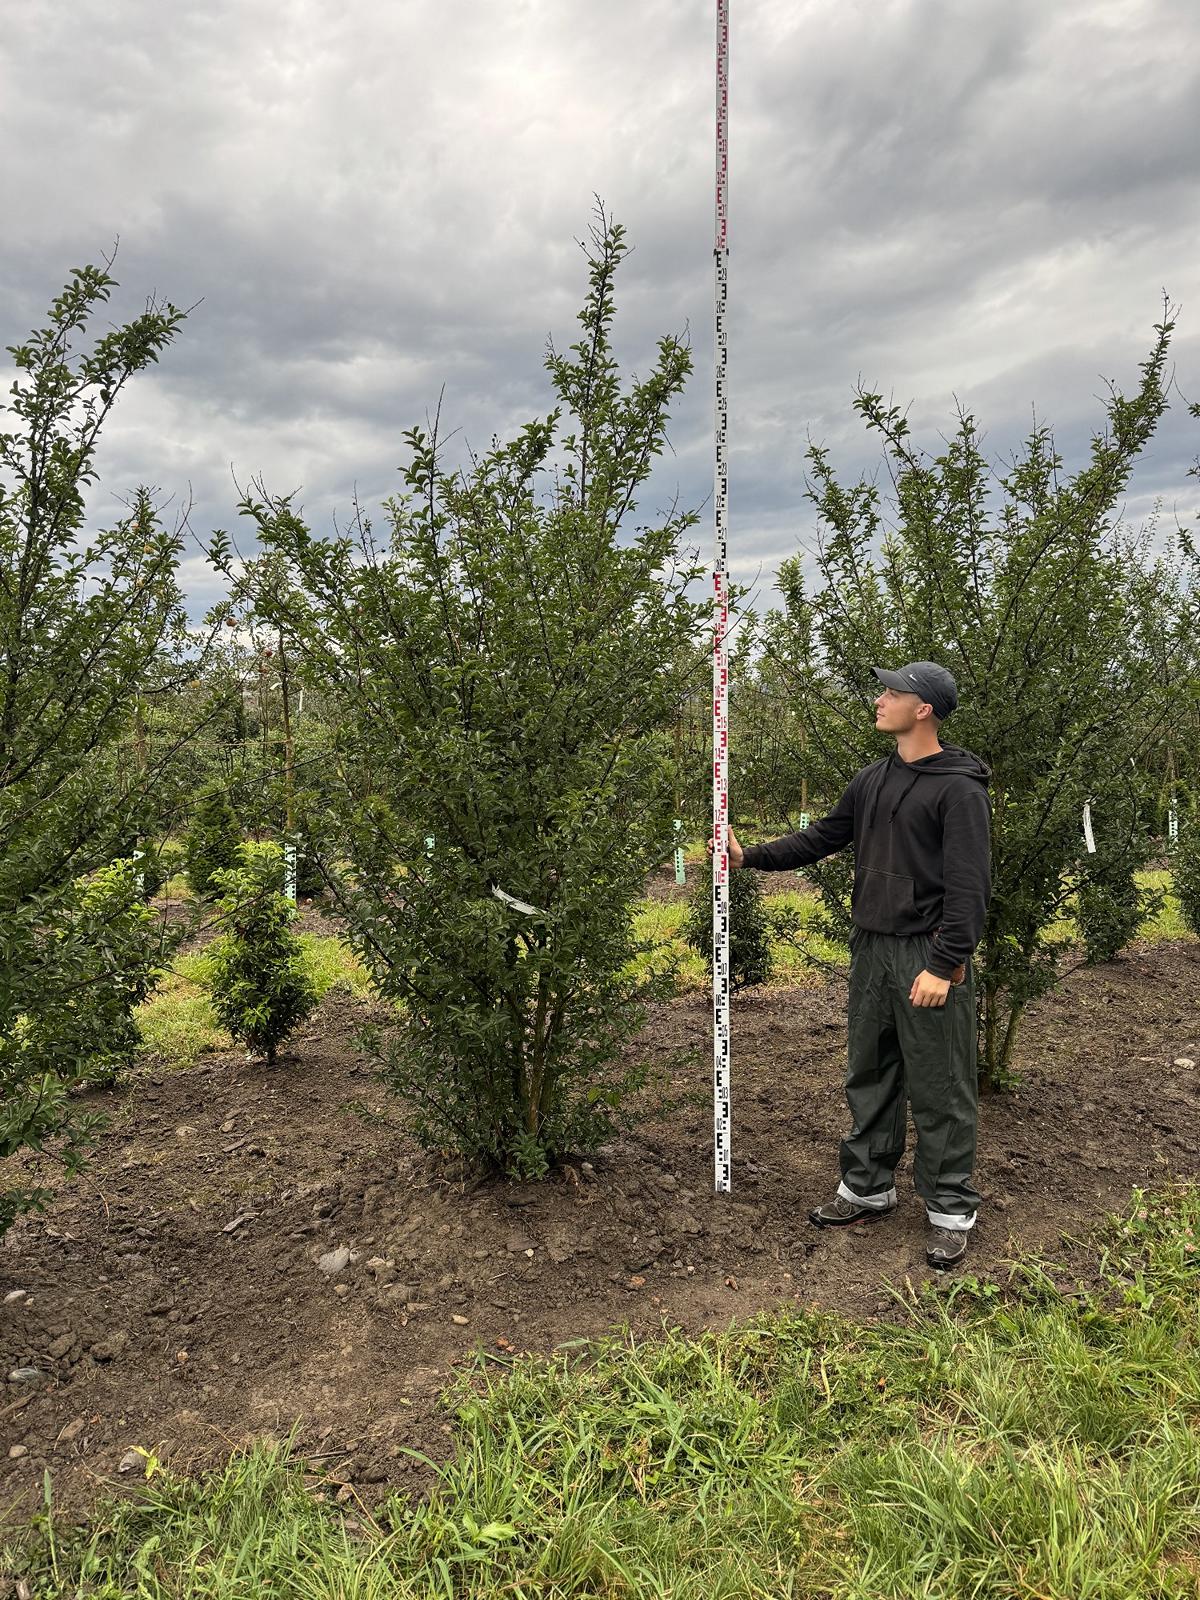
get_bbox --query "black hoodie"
[741,744,992,980]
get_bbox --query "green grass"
[295,932,376,1002]
[135,935,372,1068]
[135,962,233,1066]
[1131,868,1191,941]
[1039,867,1193,947]
[6,1184,1200,1597]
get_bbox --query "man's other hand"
[705,827,744,870]
[909,969,952,1008]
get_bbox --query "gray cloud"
[2,0,1197,617]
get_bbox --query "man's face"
[874,685,928,733]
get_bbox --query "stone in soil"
[91,1332,129,1363]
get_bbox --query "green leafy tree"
[184,784,242,898]
[760,307,1198,1087]
[683,856,774,991]
[0,262,197,1229]
[24,857,167,1089]
[219,211,706,1175]
[207,842,317,1068]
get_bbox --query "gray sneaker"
[809,1194,897,1228]
[926,1225,970,1270]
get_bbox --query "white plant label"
[492,884,539,917]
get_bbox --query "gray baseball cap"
[872,660,958,719]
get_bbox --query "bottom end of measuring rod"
[714,1019,731,1194]
[713,867,732,1194]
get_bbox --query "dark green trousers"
[838,927,982,1227]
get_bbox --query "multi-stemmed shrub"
[758,308,1198,1086]
[0,262,193,1231]
[218,212,706,1175]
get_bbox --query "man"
[715,661,991,1270]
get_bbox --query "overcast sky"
[4,0,1198,619]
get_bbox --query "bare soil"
[2,926,1199,1523]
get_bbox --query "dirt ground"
[2,901,1199,1524]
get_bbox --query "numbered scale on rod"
[711,0,732,1194]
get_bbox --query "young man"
[718,661,991,1270]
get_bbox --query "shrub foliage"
[0,263,193,1228]
[759,307,1198,1086]
[207,842,317,1068]
[220,213,705,1174]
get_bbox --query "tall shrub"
[760,308,1198,1087]
[220,212,706,1175]
[0,264,194,1229]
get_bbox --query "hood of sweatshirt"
[867,744,991,829]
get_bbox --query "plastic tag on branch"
[492,884,540,917]
[674,819,686,885]
[1082,802,1096,855]
[799,812,810,830]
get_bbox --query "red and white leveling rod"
[712,0,732,1194]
